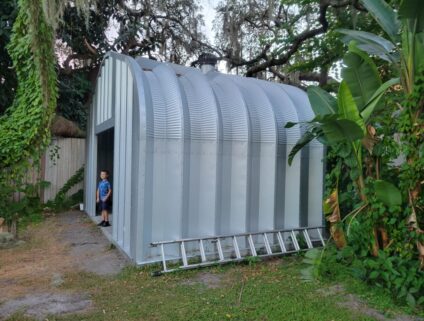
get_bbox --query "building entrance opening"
[96,128,114,215]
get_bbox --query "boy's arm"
[96,188,99,202]
[105,186,112,201]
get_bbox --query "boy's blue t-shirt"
[98,180,111,200]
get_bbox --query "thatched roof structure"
[50,115,85,138]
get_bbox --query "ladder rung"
[263,233,272,255]
[181,241,188,267]
[199,239,206,262]
[277,232,287,253]
[248,235,257,256]
[303,229,313,249]
[317,228,325,246]
[160,244,168,272]
[216,238,224,261]
[291,231,300,251]
[233,236,241,259]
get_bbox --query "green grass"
[6,256,422,321]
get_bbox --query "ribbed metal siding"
[84,98,97,216]
[253,81,302,229]
[95,58,113,126]
[227,76,277,232]
[112,61,134,253]
[207,73,249,235]
[280,85,324,229]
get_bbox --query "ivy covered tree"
[0,0,17,114]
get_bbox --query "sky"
[200,0,219,42]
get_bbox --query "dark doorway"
[97,128,114,214]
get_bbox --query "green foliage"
[47,166,84,212]
[360,253,424,308]
[360,0,401,43]
[0,0,57,178]
[360,77,400,122]
[0,0,17,114]
[374,180,402,207]
[0,179,49,230]
[0,0,57,233]
[293,0,424,310]
[57,71,91,130]
[342,42,382,111]
[307,86,338,115]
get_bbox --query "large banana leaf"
[399,0,424,33]
[288,131,315,165]
[337,29,397,63]
[321,119,364,144]
[287,118,363,164]
[374,180,402,207]
[360,78,400,122]
[360,0,400,43]
[342,43,382,111]
[414,33,424,73]
[338,81,365,133]
[307,86,338,116]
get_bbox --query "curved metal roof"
[132,55,314,145]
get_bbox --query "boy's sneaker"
[97,221,105,226]
[104,221,111,227]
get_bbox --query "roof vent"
[198,53,218,74]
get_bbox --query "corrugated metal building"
[84,52,324,264]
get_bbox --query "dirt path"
[0,211,128,320]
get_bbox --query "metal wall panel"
[279,85,324,229]
[253,81,302,229]
[226,76,277,232]
[207,73,249,235]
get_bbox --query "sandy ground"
[0,211,128,320]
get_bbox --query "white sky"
[200,0,219,42]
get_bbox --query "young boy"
[96,170,112,227]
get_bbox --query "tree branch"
[245,0,332,77]
[116,0,147,17]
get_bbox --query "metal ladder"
[150,226,325,274]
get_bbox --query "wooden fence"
[18,137,86,203]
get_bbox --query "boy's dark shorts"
[99,200,110,211]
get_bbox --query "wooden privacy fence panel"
[42,137,85,203]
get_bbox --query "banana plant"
[286,39,401,249]
[286,43,398,190]
[338,0,424,95]
[340,0,424,263]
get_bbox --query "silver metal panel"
[170,66,220,239]
[207,73,249,235]
[117,61,127,247]
[123,66,133,253]
[112,60,121,243]
[167,64,219,141]
[144,65,184,256]
[253,80,302,230]
[279,84,324,229]
[96,79,100,125]
[84,100,97,216]
[101,68,105,123]
[228,76,277,232]
[107,59,113,120]
[227,75,277,144]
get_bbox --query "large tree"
[55,0,210,128]
[212,0,388,88]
